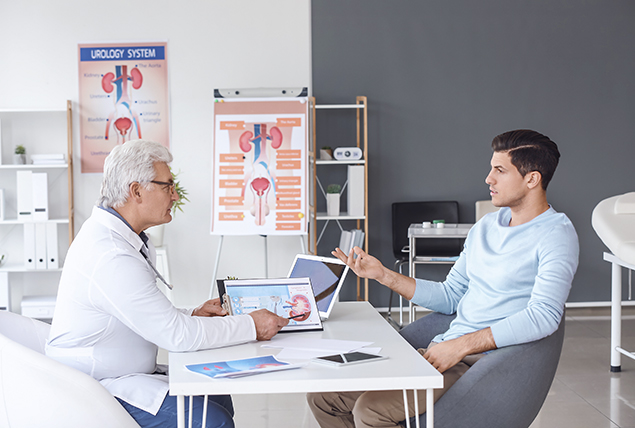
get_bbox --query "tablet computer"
[217,277,323,332]
[287,254,349,320]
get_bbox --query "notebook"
[287,254,350,320]
[217,277,323,332]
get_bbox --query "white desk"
[603,252,635,372]
[169,301,443,428]
[407,223,473,323]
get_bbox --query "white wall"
[0,0,312,307]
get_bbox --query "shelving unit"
[308,96,369,301]
[0,101,74,315]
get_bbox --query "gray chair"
[399,312,565,428]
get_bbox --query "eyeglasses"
[150,180,176,193]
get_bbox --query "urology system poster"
[78,42,170,173]
[211,98,309,235]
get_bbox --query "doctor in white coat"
[46,140,288,428]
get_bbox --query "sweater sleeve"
[490,224,579,348]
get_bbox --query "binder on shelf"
[339,230,353,254]
[46,222,59,269]
[347,165,365,217]
[0,188,5,221]
[352,228,365,250]
[0,274,8,311]
[35,222,47,270]
[32,172,49,221]
[16,171,33,222]
[23,222,36,269]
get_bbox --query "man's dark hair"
[491,129,560,190]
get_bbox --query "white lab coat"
[46,206,256,414]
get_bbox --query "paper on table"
[262,336,373,353]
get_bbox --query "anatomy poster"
[78,41,170,173]
[211,98,308,235]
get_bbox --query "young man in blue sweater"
[307,129,579,428]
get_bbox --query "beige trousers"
[307,348,484,428]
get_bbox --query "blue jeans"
[117,394,235,428]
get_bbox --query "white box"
[32,172,49,221]
[21,295,56,319]
[23,222,36,269]
[16,170,33,222]
[347,165,365,217]
[35,222,47,269]
[46,222,59,269]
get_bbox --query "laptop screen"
[287,254,349,319]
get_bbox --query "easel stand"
[208,234,307,300]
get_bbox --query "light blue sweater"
[412,206,579,348]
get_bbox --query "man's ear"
[526,171,542,190]
[129,182,143,203]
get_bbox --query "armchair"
[400,311,565,428]
[0,311,140,428]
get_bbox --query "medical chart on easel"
[211,98,309,235]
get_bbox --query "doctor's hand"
[332,246,386,282]
[248,309,289,341]
[192,298,227,317]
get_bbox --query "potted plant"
[146,168,189,247]
[14,145,26,165]
[320,146,333,160]
[326,183,341,216]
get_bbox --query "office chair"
[0,311,141,428]
[475,199,499,222]
[387,201,462,328]
[401,311,565,428]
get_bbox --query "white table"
[603,252,635,372]
[407,223,473,323]
[169,301,443,428]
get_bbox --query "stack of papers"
[31,154,65,165]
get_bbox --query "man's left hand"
[423,327,496,373]
[192,298,227,317]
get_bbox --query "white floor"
[226,307,635,428]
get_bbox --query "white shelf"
[316,212,366,221]
[315,104,365,109]
[0,164,68,170]
[0,108,66,113]
[0,218,70,225]
[316,159,365,165]
[0,262,63,273]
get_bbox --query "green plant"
[14,145,26,155]
[171,168,189,214]
[321,146,332,151]
[326,184,341,194]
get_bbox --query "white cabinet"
[0,101,74,316]
[308,96,369,300]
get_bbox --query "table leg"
[426,388,434,428]
[177,395,185,428]
[409,235,415,324]
[402,389,411,428]
[611,261,622,372]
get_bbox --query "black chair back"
[391,201,462,260]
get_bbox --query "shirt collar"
[98,205,149,247]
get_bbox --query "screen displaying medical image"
[223,279,322,331]
[289,258,346,313]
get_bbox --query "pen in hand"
[288,313,307,320]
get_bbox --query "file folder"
[46,222,59,269]
[23,223,36,269]
[32,172,49,221]
[17,171,33,222]
[35,222,47,269]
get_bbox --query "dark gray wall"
[312,1,635,306]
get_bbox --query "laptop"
[287,254,350,321]
[217,277,323,332]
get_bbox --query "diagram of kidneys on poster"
[211,98,308,235]
[78,42,170,173]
